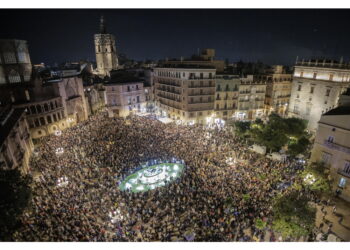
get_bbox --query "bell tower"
[94,16,118,76]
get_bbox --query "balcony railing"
[324,140,350,154]
[189,85,214,88]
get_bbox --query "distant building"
[105,71,146,117]
[0,105,33,174]
[288,59,350,132]
[310,103,350,202]
[0,39,32,84]
[94,16,119,76]
[214,74,240,121]
[236,75,266,120]
[166,49,225,73]
[154,65,216,125]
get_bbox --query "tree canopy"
[272,190,316,239]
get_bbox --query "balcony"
[189,85,214,89]
[239,99,250,102]
[157,94,181,103]
[157,82,181,88]
[188,93,214,97]
[324,140,350,154]
[239,91,251,94]
[156,88,181,95]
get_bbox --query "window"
[8,70,21,83]
[34,118,40,127]
[53,114,57,122]
[300,72,304,77]
[310,87,314,94]
[47,115,52,124]
[326,89,331,97]
[343,161,350,174]
[329,74,334,81]
[17,52,27,63]
[44,103,49,112]
[313,72,317,79]
[209,73,212,79]
[200,73,203,79]
[306,105,311,116]
[136,96,140,103]
[208,96,212,102]
[339,178,346,188]
[327,136,334,143]
[36,105,42,113]
[199,112,203,116]
[293,105,299,113]
[30,106,36,114]
[127,86,130,92]
[216,104,219,110]
[297,85,302,91]
[190,97,194,103]
[3,52,16,64]
[199,97,202,102]
[136,85,139,90]
[39,117,45,126]
[216,94,220,100]
[321,152,332,164]
[217,84,221,91]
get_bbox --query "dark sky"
[1,9,350,66]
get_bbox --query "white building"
[288,59,350,132]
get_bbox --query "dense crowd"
[14,112,302,241]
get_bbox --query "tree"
[284,118,308,138]
[302,162,332,195]
[233,121,251,139]
[287,136,311,157]
[272,190,316,239]
[0,169,32,240]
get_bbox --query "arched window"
[8,69,21,83]
[36,105,42,113]
[44,103,49,112]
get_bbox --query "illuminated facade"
[105,80,146,118]
[236,76,266,120]
[214,75,240,121]
[263,66,292,117]
[288,59,350,131]
[154,66,216,125]
[310,104,350,202]
[94,16,119,76]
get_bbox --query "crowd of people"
[13,112,303,241]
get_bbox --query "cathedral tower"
[94,16,118,76]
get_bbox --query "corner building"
[288,59,350,132]
[154,65,216,125]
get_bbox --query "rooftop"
[155,64,216,70]
[323,106,350,116]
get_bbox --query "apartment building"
[154,65,216,125]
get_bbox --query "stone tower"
[94,16,118,76]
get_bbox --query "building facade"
[214,74,240,121]
[0,39,32,85]
[105,81,146,118]
[94,16,119,76]
[288,59,350,132]
[154,66,216,125]
[263,66,292,117]
[310,106,350,202]
[0,106,34,174]
[236,76,266,120]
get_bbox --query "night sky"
[1,9,350,66]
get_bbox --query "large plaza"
[10,112,308,242]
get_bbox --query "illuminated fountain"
[119,162,185,193]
